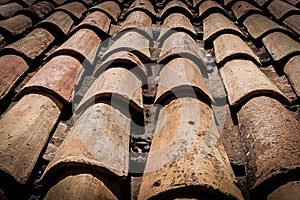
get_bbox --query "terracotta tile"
[284,55,300,96]
[237,96,300,196]
[102,31,151,62]
[224,0,235,6]
[119,10,152,35]
[139,98,243,200]
[73,11,111,37]
[219,59,288,108]
[51,28,101,65]
[52,0,68,6]
[4,28,55,62]
[0,3,23,19]
[283,14,300,35]
[161,0,193,20]
[262,32,300,62]
[0,94,60,184]
[213,34,260,65]
[0,55,28,101]
[285,0,300,7]
[21,0,37,6]
[19,55,83,105]
[76,67,143,114]
[267,0,300,20]
[232,1,262,21]
[155,58,213,105]
[243,14,287,40]
[88,1,121,23]
[158,32,201,64]
[267,181,300,200]
[99,51,147,80]
[19,1,54,19]
[0,14,32,38]
[158,13,196,41]
[252,0,270,7]
[125,0,156,19]
[44,174,117,200]
[199,0,226,19]
[55,2,87,20]
[203,13,243,42]
[37,11,74,36]
[42,103,131,199]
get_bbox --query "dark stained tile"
[51,28,101,65]
[0,2,23,19]
[76,67,143,114]
[19,55,83,105]
[0,94,60,184]
[0,14,33,39]
[88,1,121,23]
[283,14,300,35]
[285,0,300,7]
[0,55,28,101]
[3,28,55,62]
[0,0,11,5]
[262,32,300,61]
[160,0,193,21]
[139,97,243,200]
[17,1,54,20]
[284,55,300,96]
[203,13,244,42]
[213,33,260,65]
[198,0,227,19]
[219,59,288,108]
[125,0,156,19]
[21,0,37,6]
[119,10,152,35]
[267,0,300,20]
[44,174,118,200]
[231,1,262,21]
[54,1,87,20]
[238,96,300,197]
[155,58,213,105]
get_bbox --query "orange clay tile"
[0,14,32,38]
[4,28,55,62]
[238,96,300,197]
[139,97,243,200]
[231,1,262,21]
[219,59,288,108]
[19,55,83,105]
[283,14,300,35]
[51,28,101,65]
[76,67,143,114]
[0,55,28,101]
[203,12,244,42]
[119,10,152,35]
[199,0,227,19]
[267,0,300,20]
[262,32,300,62]
[0,94,60,184]
[17,1,54,20]
[125,0,156,19]
[243,14,288,40]
[0,3,23,19]
[155,58,213,105]
[44,174,118,200]
[213,33,260,65]
[55,1,86,20]
[87,1,121,23]
[161,0,193,21]
[284,55,300,96]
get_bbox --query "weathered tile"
[158,13,196,41]
[102,31,151,62]
[237,96,300,196]
[21,0,37,6]
[139,98,243,200]
[0,94,60,184]
[161,0,193,20]
[55,1,86,20]
[18,1,54,19]
[199,0,226,19]
[285,0,300,7]
[155,58,212,105]
[52,0,68,6]
[0,3,23,19]
[243,14,287,40]
[76,67,143,113]
[44,174,117,200]
[213,34,260,65]
[267,0,299,20]
[0,0,11,5]
[0,34,5,48]
[37,11,74,36]
[4,28,55,62]
[267,181,300,200]
[224,0,236,6]
[88,1,121,23]
[283,14,300,35]
[219,59,288,108]
[284,55,300,96]
[51,28,101,65]
[125,0,156,19]
[262,32,300,61]
[203,13,243,42]
[158,32,202,64]
[0,14,32,38]
[19,55,83,105]
[42,103,131,199]
[232,1,262,21]
[252,0,270,7]
[73,11,111,37]
[0,55,28,101]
